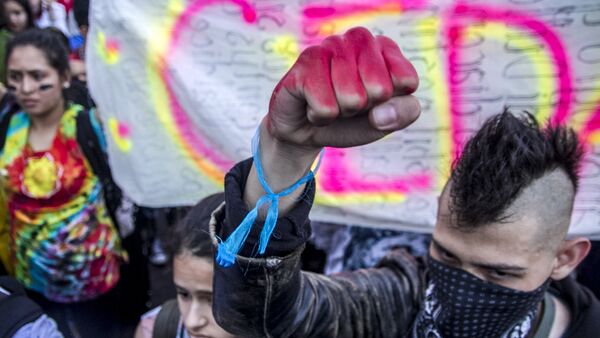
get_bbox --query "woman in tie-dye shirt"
[0,28,126,336]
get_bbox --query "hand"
[43,0,56,21]
[245,27,421,213]
[265,26,420,152]
[44,0,56,6]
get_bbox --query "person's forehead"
[439,174,555,221]
[5,1,22,8]
[173,253,213,291]
[8,46,52,69]
[433,205,545,268]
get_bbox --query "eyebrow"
[7,69,47,75]
[431,238,527,271]
[174,283,213,296]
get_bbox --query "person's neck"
[29,100,65,132]
[533,301,545,334]
[529,293,570,338]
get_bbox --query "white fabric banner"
[88,0,600,238]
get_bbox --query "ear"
[61,72,71,89]
[550,237,591,280]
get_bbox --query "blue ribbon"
[216,128,323,267]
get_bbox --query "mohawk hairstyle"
[449,109,584,228]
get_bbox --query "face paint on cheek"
[5,84,55,92]
[39,84,54,91]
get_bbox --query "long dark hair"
[1,0,35,32]
[169,193,224,259]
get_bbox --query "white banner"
[88,0,600,238]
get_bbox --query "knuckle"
[339,93,367,111]
[319,105,340,117]
[322,35,344,49]
[395,73,419,94]
[309,101,339,117]
[345,26,372,40]
[375,35,398,49]
[366,82,393,101]
[298,46,324,62]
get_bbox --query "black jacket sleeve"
[220,158,314,258]
[211,159,426,338]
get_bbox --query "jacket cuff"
[214,158,314,258]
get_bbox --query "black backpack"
[153,299,181,338]
[0,276,44,338]
[0,99,125,228]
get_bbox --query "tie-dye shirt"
[0,104,125,303]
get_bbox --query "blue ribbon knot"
[216,129,323,267]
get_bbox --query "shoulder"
[12,315,62,338]
[378,248,428,282]
[135,306,162,338]
[0,29,10,41]
[4,111,28,133]
[550,276,600,337]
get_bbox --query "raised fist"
[265,27,421,150]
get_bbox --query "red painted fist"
[266,27,421,150]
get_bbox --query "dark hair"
[5,28,70,77]
[1,0,35,31]
[46,26,70,51]
[73,0,89,28]
[169,193,224,259]
[449,109,584,228]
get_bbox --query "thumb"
[369,96,421,132]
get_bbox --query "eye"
[200,294,213,303]
[8,73,21,81]
[439,249,458,262]
[487,269,514,280]
[176,291,190,300]
[31,71,46,81]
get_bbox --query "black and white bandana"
[413,256,549,338]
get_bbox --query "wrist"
[258,121,321,191]
[243,122,321,212]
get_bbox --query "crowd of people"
[0,1,598,338]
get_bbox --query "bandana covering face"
[413,256,549,338]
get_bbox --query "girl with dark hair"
[0,28,126,337]
[0,0,36,84]
[135,193,235,338]
[1,0,34,32]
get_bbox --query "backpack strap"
[0,276,44,338]
[0,95,20,154]
[75,108,123,223]
[153,299,181,338]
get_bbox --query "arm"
[213,27,422,337]
[47,1,71,36]
[212,165,425,337]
